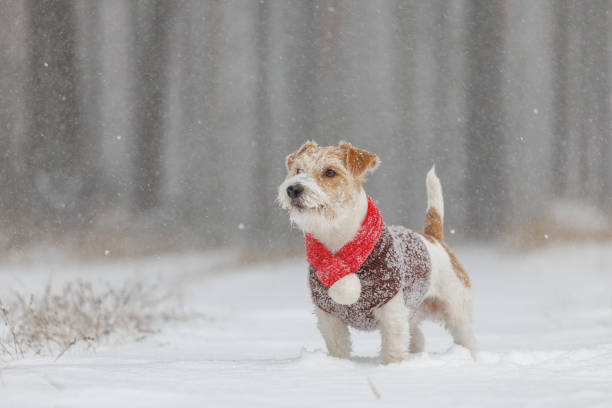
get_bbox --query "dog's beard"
[277,175,336,232]
[289,190,363,238]
[289,205,336,233]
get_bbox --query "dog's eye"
[295,168,302,174]
[324,168,336,178]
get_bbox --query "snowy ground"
[1,242,612,407]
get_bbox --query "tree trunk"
[251,0,273,234]
[551,0,570,198]
[24,0,82,235]
[584,1,611,206]
[464,0,507,238]
[131,1,173,212]
[283,0,316,148]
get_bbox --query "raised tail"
[424,165,444,241]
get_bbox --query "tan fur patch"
[424,207,443,241]
[338,141,379,180]
[419,297,445,319]
[440,241,471,288]
[284,143,363,218]
[420,232,471,288]
[284,142,381,219]
[286,140,317,170]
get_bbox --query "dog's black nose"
[287,184,304,199]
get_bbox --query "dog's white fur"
[279,143,476,363]
[426,165,444,219]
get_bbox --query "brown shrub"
[0,281,181,360]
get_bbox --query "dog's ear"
[339,141,379,179]
[286,141,318,170]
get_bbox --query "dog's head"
[277,141,379,233]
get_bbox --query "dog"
[277,141,476,363]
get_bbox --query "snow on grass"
[0,242,611,407]
[0,281,179,360]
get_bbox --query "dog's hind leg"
[442,298,477,359]
[409,321,425,353]
[314,307,351,359]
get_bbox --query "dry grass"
[0,281,181,360]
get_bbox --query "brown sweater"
[309,225,431,331]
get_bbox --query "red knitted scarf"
[305,196,383,288]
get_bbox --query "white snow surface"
[2,242,612,407]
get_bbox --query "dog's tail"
[424,165,444,241]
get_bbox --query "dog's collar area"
[305,196,383,288]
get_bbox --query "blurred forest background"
[0,0,611,258]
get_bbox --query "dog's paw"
[381,352,406,365]
[381,346,408,364]
[328,274,361,305]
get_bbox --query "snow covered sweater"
[307,202,432,331]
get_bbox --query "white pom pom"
[328,274,361,305]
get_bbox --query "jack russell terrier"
[278,141,476,363]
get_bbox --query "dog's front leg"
[314,307,351,358]
[374,293,408,364]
